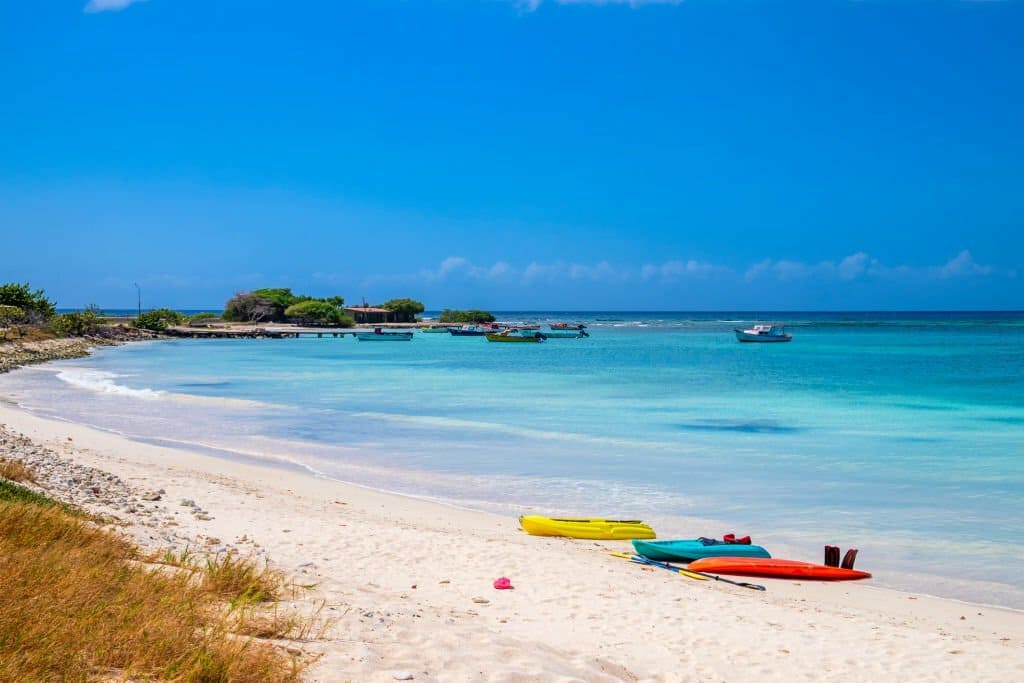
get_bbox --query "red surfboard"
[688,557,872,581]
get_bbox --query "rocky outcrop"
[0,327,159,374]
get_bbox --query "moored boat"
[520,516,656,540]
[486,330,544,343]
[734,323,792,343]
[542,329,589,338]
[419,326,453,333]
[550,322,587,330]
[632,538,771,562]
[355,327,414,341]
[686,556,871,580]
[448,325,492,336]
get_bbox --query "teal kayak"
[632,538,771,562]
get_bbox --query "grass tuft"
[0,490,307,681]
[0,456,35,483]
[203,552,284,607]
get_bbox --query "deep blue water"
[3,311,1023,607]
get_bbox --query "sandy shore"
[1,400,1022,682]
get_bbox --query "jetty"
[164,325,362,339]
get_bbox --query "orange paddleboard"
[687,557,871,581]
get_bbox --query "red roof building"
[344,306,392,324]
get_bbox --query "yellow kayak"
[519,516,656,540]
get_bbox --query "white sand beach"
[2,401,1022,682]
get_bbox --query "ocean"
[3,312,1023,608]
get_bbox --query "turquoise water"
[3,312,1023,607]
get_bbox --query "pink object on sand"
[493,577,513,590]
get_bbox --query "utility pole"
[134,282,141,319]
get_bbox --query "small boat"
[486,330,544,343]
[520,516,656,540]
[632,538,771,562]
[542,329,589,339]
[420,326,453,333]
[448,325,491,336]
[355,327,414,341]
[734,323,792,343]
[686,557,871,581]
[551,322,587,330]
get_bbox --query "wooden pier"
[165,325,362,339]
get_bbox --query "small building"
[344,306,392,325]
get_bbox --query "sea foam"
[56,369,164,400]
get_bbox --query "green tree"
[438,309,495,323]
[380,298,425,323]
[0,283,56,322]
[133,308,185,332]
[223,292,277,322]
[225,289,348,323]
[284,300,354,326]
[252,288,309,310]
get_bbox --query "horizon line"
[58,307,1024,315]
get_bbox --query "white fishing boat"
[734,323,792,343]
[355,327,414,341]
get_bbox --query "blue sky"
[1,0,1021,310]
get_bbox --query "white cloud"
[487,261,515,279]
[522,260,631,284]
[522,261,565,284]
[84,0,146,13]
[416,257,519,283]
[641,259,723,282]
[932,250,993,279]
[838,252,869,280]
[375,250,1001,292]
[745,250,997,283]
[437,256,469,278]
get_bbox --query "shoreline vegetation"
[0,427,318,681]
[0,282,501,350]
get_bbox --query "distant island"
[0,281,500,344]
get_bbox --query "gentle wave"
[56,369,164,400]
[55,368,275,410]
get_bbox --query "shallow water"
[3,312,1023,607]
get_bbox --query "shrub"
[50,306,104,337]
[133,308,185,331]
[189,312,220,323]
[438,309,496,323]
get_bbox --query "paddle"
[612,553,766,591]
[610,552,709,581]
